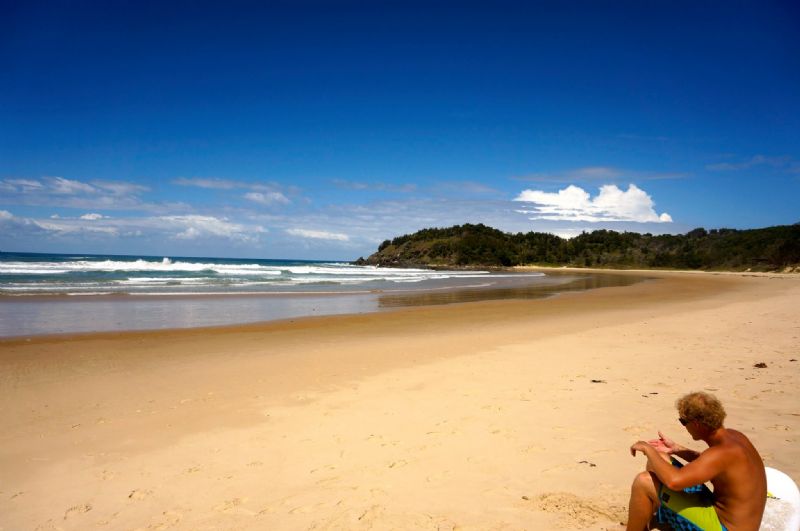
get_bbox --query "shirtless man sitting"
[626,391,766,531]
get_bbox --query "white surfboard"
[761,467,800,531]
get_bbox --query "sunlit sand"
[1,271,798,529]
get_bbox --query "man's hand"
[647,431,679,454]
[630,440,652,457]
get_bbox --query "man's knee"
[645,452,671,472]
[631,470,659,503]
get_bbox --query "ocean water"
[0,252,536,296]
[0,252,642,337]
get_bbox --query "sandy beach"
[1,271,799,530]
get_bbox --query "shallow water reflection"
[377,273,647,307]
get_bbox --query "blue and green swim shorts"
[656,459,727,531]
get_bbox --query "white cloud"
[287,228,350,241]
[29,217,119,236]
[50,176,97,195]
[92,181,150,195]
[0,176,154,211]
[244,191,290,206]
[159,215,266,242]
[80,213,106,220]
[0,210,13,220]
[4,178,44,191]
[174,177,296,195]
[514,184,672,223]
[175,226,201,240]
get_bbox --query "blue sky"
[1,1,798,260]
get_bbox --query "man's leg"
[626,470,660,531]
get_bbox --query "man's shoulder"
[722,428,756,448]
[713,429,758,460]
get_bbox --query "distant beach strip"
[0,252,645,337]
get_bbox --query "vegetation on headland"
[354,223,800,271]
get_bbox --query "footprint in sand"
[214,497,254,515]
[128,489,153,501]
[96,469,116,481]
[162,511,182,525]
[64,503,92,519]
[528,492,625,528]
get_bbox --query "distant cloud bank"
[1,172,683,259]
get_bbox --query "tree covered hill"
[355,223,800,271]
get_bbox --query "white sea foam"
[0,259,283,276]
[0,256,546,297]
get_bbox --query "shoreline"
[0,270,639,339]
[2,271,799,529]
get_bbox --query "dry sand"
[1,271,799,530]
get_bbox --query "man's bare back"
[626,392,767,531]
[704,428,766,530]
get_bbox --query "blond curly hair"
[676,391,726,430]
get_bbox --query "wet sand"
[1,270,798,530]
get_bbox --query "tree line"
[355,223,800,271]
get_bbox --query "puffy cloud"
[80,213,106,220]
[244,191,290,205]
[287,228,349,241]
[514,184,672,223]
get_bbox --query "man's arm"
[631,442,726,491]
[647,431,701,462]
[672,446,701,463]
